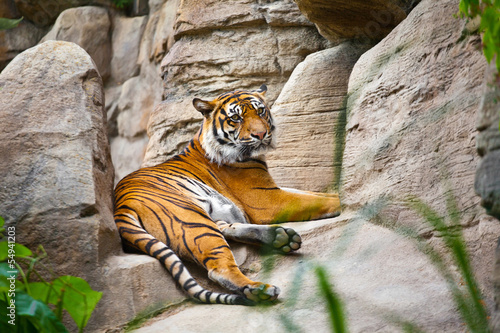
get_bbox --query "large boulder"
[0,40,187,331]
[40,6,112,81]
[142,0,329,167]
[130,216,463,332]
[267,41,371,192]
[341,0,500,301]
[0,41,119,280]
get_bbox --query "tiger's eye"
[258,107,266,115]
[230,114,242,122]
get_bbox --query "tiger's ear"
[193,98,215,117]
[255,84,267,96]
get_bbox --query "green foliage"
[315,266,348,333]
[0,217,102,332]
[406,193,490,333]
[0,17,22,30]
[459,0,500,72]
[112,0,134,9]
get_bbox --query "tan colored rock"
[341,0,500,303]
[294,0,412,42]
[110,14,148,84]
[40,6,112,81]
[142,0,329,167]
[108,0,177,182]
[0,41,120,327]
[131,216,463,332]
[0,40,200,331]
[267,41,370,192]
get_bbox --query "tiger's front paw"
[271,226,301,254]
[242,283,280,302]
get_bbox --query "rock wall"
[475,61,500,330]
[266,41,370,192]
[341,0,500,302]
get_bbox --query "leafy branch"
[459,0,500,73]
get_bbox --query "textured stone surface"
[107,0,177,183]
[0,19,46,71]
[474,61,500,330]
[110,14,148,84]
[475,62,500,220]
[0,41,119,277]
[0,40,196,331]
[142,0,329,167]
[293,0,414,42]
[40,6,112,81]
[131,216,463,332]
[342,0,500,301]
[266,41,370,192]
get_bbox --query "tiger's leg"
[216,221,302,254]
[187,225,280,302]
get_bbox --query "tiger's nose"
[252,131,267,140]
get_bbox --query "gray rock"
[267,41,371,192]
[131,216,462,332]
[342,0,500,308]
[40,6,112,81]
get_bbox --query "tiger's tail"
[114,210,252,306]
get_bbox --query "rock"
[341,0,500,304]
[0,40,120,319]
[130,216,463,332]
[293,0,414,42]
[475,61,500,219]
[107,0,177,182]
[0,19,46,71]
[110,14,148,84]
[474,61,500,330]
[13,0,92,27]
[40,6,112,81]
[266,41,371,192]
[142,0,329,167]
[0,40,194,331]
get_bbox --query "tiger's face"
[193,84,275,165]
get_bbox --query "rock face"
[0,41,119,279]
[474,62,500,330]
[40,6,112,81]
[130,216,464,333]
[266,41,370,192]
[142,0,329,168]
[293,0,414,42]
[0,41,187,331]
[341,0,500,301]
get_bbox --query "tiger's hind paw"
[271,226,301,254]
[242,283,280,302]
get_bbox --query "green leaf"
[0,17,23,30]
[315,266,347,333]
[30,276,102,330]
[0,241,33,261]
[15,291,68,332]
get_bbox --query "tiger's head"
[193,84,275,165]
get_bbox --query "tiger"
[114,84,341,305]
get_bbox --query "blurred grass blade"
[315,266,347,333]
